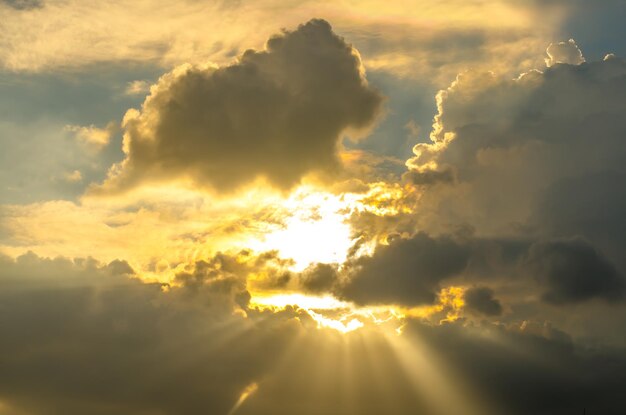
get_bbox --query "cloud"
[531,171,626,272]
[397,50,626,333]
[0,0,564,76]
[400,319,626,415]
[0,252,300,415]
[64,122,117,151]
[463,286,503,315]
[526,237,626,304]
[339,232,469,306]
[1,250,625,414]
[99,19,382,193]
[545,39,585,66]
[124,80,151,95]
[62,169,82,183]
[4,252,625,415]
[402,167,455,186]
[406,51,626,241]
[300,262,339,293]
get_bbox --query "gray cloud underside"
[463,286,503,316]
[331,233,625,307]
[1,252,625,415]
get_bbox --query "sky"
[1,1,626,414]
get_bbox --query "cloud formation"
[407,49,626,242]
[545,38,585,66]
[99,19,382,192]
[340,233,469,306]
[526,238,626,304]
[463,286,503,316]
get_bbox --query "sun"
[248,188,356,271]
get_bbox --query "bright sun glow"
[249,287,467,334]
[250,293,351,310]
[248,189,356,271]
[250,293,366,333]
[249,292,406,334]
[246,183,410,271]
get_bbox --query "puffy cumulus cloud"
[545,38,585,66]
[98,19,382,193]
[387,50,626,346]
[526,238,626,304]
[339,233,470,306]
[463,286,503,316]
[406,51,626,239]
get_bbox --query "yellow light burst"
[246,183,414,271]
[246,188,354,271]
[248,286,468,334]
[228,382,259,415]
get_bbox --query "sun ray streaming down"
[228,382,259,415]
[383,329,493,415]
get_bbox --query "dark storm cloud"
[100,19,382,193]
[339,232,470,306]
[463,286,503,316]
[0,252,299,415]
[532,171,626,274]
[465,236,626,307]
[332,229,624,310]
[401,320,626,415]
[526,238,626,304]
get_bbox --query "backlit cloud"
[98,19,382,193]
